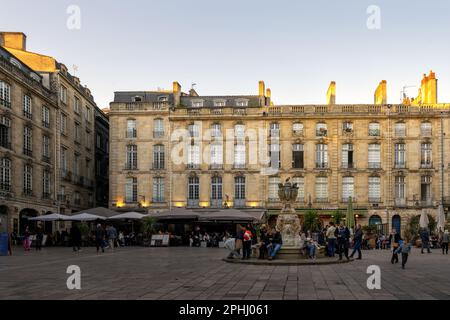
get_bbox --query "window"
[0,116,11,149]
[192,100,203,108]
[153,119,164,138]
[234,124,245,139]
[0,81,11,108]
[96,134,101,148]
[60,113,67,134]
[133,96,142,102]
[269,177,280,201]
[74,192,81,205]
[210,143,223,169]
[23,95,32,119]
[292,144,304,169]
[395,122,406,137]
[342,144,354,168]
[292,177,304,201]
[211,176,223,208]
[74,122,81,143]
[236,100,248,107]
[316,123,327,137]
[158,96,168,102]
[127,119,137,138]
[343,121,353,133]
[368,144,381,168]
[85,106,91,123]
[234,176,246,206]
[421,176,432,203]
[214,100,225,107]
[188,176,199,206]
[187,144,200,169]
[42,106,50,128]
[85,130,91,149]
[0,158,11,191]
[316,144,328,168]
[42,170,50,198]
[126,145,138,170]
[269,143,280,169]
[395,176,405,202]
[125,177,138,203]
[86,159,91,180]
[42,135,50,162]
[23,126,32,156]
[188,123,200,138]
[153,145,165,169]
[60,85,67,104]
[73,154,80,176]
[368,122,380,136]
[394,143,406,168]
[211,123,222,138]
[368,176,381,203]
[152,177,165,202]
[342,176,354,201]
[421,122,432,136]
[23,165,32,195]
[421,143,432,168]
[292,123,304,136]
[270,123,280,137]
[234,143,246,168]
[74,97,80,114]
[315,177,328,202]
[60,147,68,171]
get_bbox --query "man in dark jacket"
[337,223,350,260]
[349,224,363,259]
[420,228,431,254]
[70,224,82,252]
[95,224,105,253]
[35,224,44,251]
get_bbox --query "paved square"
[0,246,449,300]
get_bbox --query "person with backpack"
[242,225,253,259]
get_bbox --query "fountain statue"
[276,178,301,247]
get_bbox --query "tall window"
[268,177,280,201]
[210,143,223,169]
[234,176,246,207]
[60,113,67,134]
[0,81,11,108]
[85,130,91,148]
[234,124,245,139]
[23,165,32,195]
[153,145,165,169]
[394,143,406,168]
[395,122,406,137]
[420,122,432,136]
[60,147,67,172]
[188,176,200,206]
[0,158,11,191]
[421,176,432,203]
[23,126,32,156]
[85,106,91,123]
[187,144,200,169]
[293,123,304,136]
[316,144,328,168]
[60,85,67,104]
[342,176,354,201]
[42,135,50,162]
[292,177,304,202]
[74,192,81,205]
[368,176,381,203]
[42,170,50,198]
[152,177,165,202]
[126,145,138,170]
[23,95,32,119]
[368,144,381,168]
[270,123,280,137]
[126,119,136,138]
[269,143,281,169]
[316,123,327,137]
[315,177,328,202]
[86,159,91,180]
[0,116,11,149]
[421,143,432,168]
[395,176,405,202]
[42,106,50,128]
[153,119,164,138]
[234,143,246,168]
[188,123,200,138]
[125,177,137,203]
[368,122,380,136]
[74,122,81,143]
[73,154,80,176]
[211,123,222,138]
[211,176,223,208]
[342,144,354,168]
[74,96,80,114]
[292,144,304,169]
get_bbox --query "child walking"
[394,239,412,269]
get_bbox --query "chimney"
[265,88,271,106]
[259,81,265,97]
[374,80,387,105]
[0,32,27,51]
[173,81,181,94]
[326,81,336,105]
[426,70,437,104]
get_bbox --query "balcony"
[395,198,406,206]
[368,162,381,169]
[0,98,11,108]
[152,197,165,203]
[187,163,200,170]
[315,162,328,169]
[124,164,138,171]
[315,197,328,203]
[394,162,406,169]
[234,199,246,208]
[341,162,355,169]
[153,131,165,139]
[233,163,246,169]
[316,129,327,137]
[268,197,280,203]
[209,164,223,170]
[420,161,433,169]
[369,197,381,204]
[394,130,406,138]
[420,199,433,207]
[152,163,165,170]
[187,199,199,207]
[23,148,33,157]
[368,129,380,137]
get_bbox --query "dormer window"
[214,100,226,107]
[192,100,204,108]
[133,96,143,102]
[236,100,248,107]
[158,96,168,102]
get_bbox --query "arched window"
[369,215,382,226]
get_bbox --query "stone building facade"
[109,79,450,234]
[95,108,109,207]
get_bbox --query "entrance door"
[392,215,401,235]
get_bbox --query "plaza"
[1,246,449,300]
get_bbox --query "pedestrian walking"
[326,222,337,257]
[107,224,117,251]
[441,230,449,254]
[389,229,401,264]
[95,224,105,253]
[23,226,31,251]
[337,223,350,261]
[420,228,431,254]
[394,239,412,269]
[35,223,43,251]
[349,224,363,259]
[70,223,82,252]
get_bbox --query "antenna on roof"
[191,83,197,90]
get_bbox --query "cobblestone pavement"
[0,246,449,300]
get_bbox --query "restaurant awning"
[198,209,263,222]
[148,208,265,223]
[148,207,200,220]
[109,212,147,220]
[28,213,71,221]
[73,207,118,218]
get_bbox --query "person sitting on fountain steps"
[267,228,283,260]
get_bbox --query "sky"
[1,0,450,108]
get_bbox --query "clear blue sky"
[1,0,449,108]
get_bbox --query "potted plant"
[303,209,322,233]
[142,216,158,246]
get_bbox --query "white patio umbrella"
[419,209,430,229]
[68,213,107,221]
[109,212,146,220]
[436,204,446,232]
[28,213,71,221]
